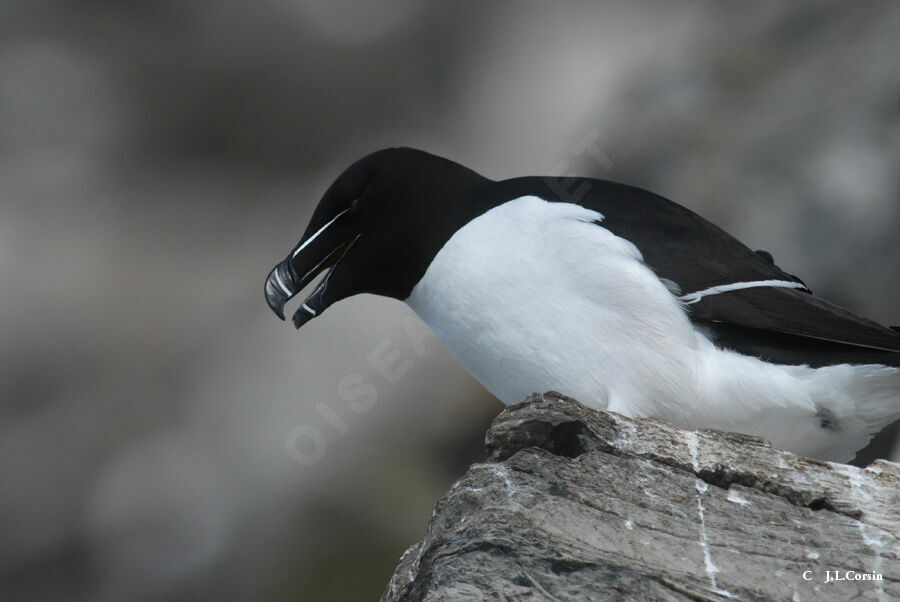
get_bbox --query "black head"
[265,148,490,328]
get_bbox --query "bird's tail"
[803,363,900,462]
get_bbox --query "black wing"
[524,177,900,364]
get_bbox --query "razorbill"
[265,147,900,463]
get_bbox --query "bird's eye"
[349,197,360,212]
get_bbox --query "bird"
[265,147,900,463]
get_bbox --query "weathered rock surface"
[383,392,900,601]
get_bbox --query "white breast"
[405,195,702,417]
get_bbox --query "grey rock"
[383,392,900,601]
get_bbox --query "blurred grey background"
[1,1,898,600]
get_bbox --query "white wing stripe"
[679,279,809,304]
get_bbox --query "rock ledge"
[383,392,899,601]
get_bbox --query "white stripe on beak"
[272,267,293,296]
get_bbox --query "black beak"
[264,260,297,321]
[264,235,358,329]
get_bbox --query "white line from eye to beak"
[272,268,293,296]
[678,279,809,304]
[292,207,351,258]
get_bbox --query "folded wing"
[564,178,900,362]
